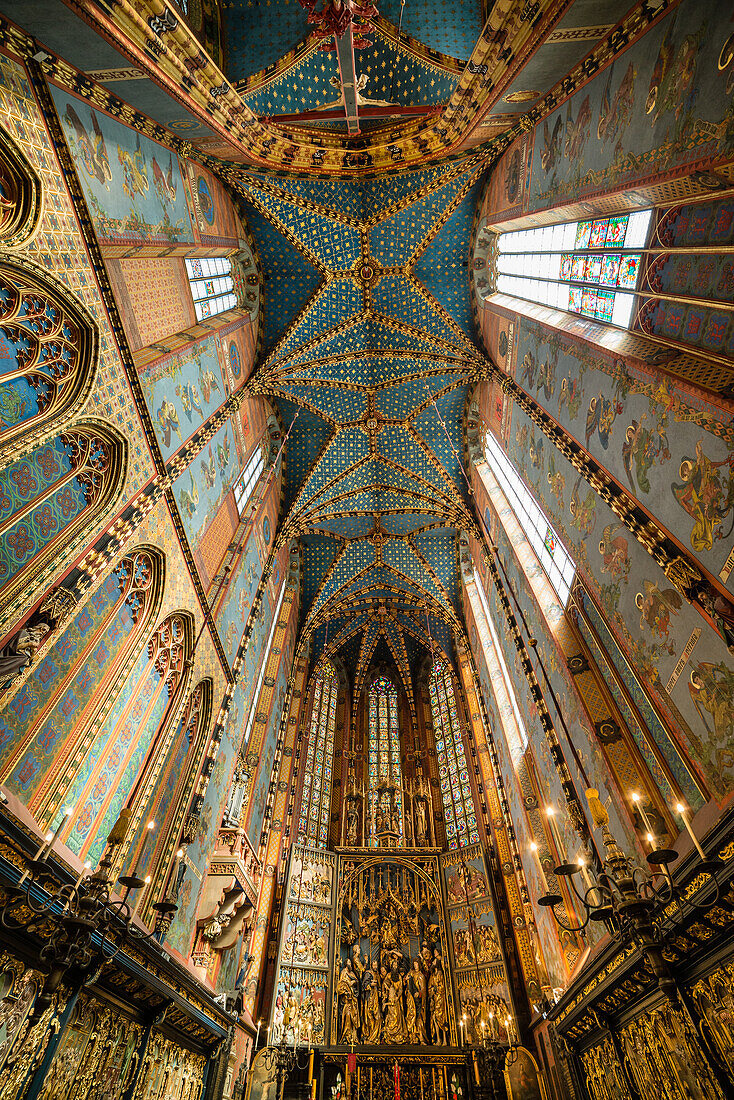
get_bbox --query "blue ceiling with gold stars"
[233,152,488,689]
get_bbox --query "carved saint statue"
[346,801,359,846]
[428,953,449,1045]
[408,958,427,1043]
[415,799,428,846]
[338,958,360,1044]
[362,959,382,1043]
[382,961,407,1044]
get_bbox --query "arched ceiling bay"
[233,156,485,683]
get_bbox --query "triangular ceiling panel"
[244,206,322,354]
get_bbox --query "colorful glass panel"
[298,662,337,849]
[429,659,479,850]
[368,675,403,842]
[495,210,651,328]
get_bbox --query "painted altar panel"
[499,395,734,799]
[520,0,734,214]
[440,846,512,1041]
[271,844,336,1046]
[509,316,734,592]
[49,85,195,248]
[329,852,456,1048]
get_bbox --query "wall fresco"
[137,334,228,462]
[502,396,734,798]
[174,414,241,553]
[50,86,195,246]
[166,576,281,956]
[526,1,734,212]
[0,437,93,590]
[511,315,734,582]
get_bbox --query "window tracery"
[0,129,42,249]
[0,257,98,459]
[185,257,236,321]
[0,424,125,625]
[298,661,337,848]
[429,658,478,850]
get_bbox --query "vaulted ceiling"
[231,156,487,696]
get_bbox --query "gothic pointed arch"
[0,547,164,809]
[0,420,126,635]
[0,254,99,464]
[125,676,214,916]
[35,609,194,864]
[0,129,42,250]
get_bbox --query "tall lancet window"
[496,210,651,328]
[298,662,337,848]
[368,675,403,843]
[429,658,479,849]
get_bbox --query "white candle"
[131,875,151,919]
[576,858,593,893]
[530,842,548,892]
[676,803,706,860]
[42,807,73,862]
[74,860,91,889]
[256,1020,261,1048]
[631,793,654,835]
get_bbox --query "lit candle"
[576,858,593,893]
[41,806,74,862]
[631,792,654,835]
[139,820,156,861]
[676,803,706,860]
[131,875,151,919]
[489,1011,495,1040]
[256,1020,261,1048]
[530,842,548,892]
[74,860,91,889]
[20,831,53,882]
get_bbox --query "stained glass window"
[298,662,337,848]
[430,659,479,850]
[368,676,403,843]
[185,257,236,321]
[484,431,575,607]
[495,210,652,328]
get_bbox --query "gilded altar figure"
[347,801,359,846]
[415,799,428,846]
[363,960,382,1043]
[383,961,407,1044]
[428,953,449,1045]
[408,959,427,1043]
[338,959,360,1044]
